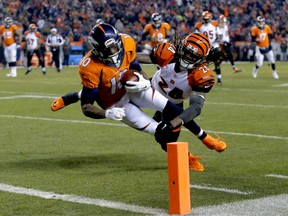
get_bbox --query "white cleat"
[272,72,279,79]
[252,70,257,78]
[6,73,17,77]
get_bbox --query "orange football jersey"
[251,25,272,48]
[0,25,19,46]
[78,34,137,109]
[143,23,171,48]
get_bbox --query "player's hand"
[125,72,151,93]
[154,121,178,151]
[105,107,125,121]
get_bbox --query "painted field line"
[1,114,288,141]
[206,101,288,109]
[0,95,56,99]
[192,194,288,216]
[1,183,287,216]
[265,174,288,179]
[190,185,253,195]
[0,183,168,215]
[1,93,288,109]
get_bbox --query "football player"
[141,13,172,51]
[218,15,241,73]
[24,23,46,75]
[251,16,279,79]
[0,17,22,77]
[150,33,227,155]
[53,23,205,172]
[195,11,223,85]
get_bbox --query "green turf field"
[0,62,287,215]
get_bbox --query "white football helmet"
[256,16,265,29]
[5,17,13,28]
[151,13,162,28]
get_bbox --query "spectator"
[280,40,287,61]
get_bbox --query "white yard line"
[0,183,168,216]
[0,183,287,215]
[1,114,288,140]
[206,101,288,109]
[265,174,288,179]
[1,94,288,109]
[190,185,252,195]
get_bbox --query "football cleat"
[233,67,242,73]
[25,69,31,75]
[188,153,204,172]
[252,68,258,78]
[201,134,227,152]
[217,79,222,86]
[272,71,279,79]
[51,97,65,111]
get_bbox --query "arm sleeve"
[129,58,142,72]
[46,36,51,46]
[178,92,205,123]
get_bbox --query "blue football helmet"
[89,23,124,68]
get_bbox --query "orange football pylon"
[167,142,191,215]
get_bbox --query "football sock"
[62,92,80,106]
[184,120,207,140]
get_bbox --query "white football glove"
[125,72,151,93]
[105,107,125,121]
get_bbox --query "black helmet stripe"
[187,34,209,53]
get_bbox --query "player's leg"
[51,91,81,111]
[5,44,17,77]
[122,102,204,171]
[129,87,226,151]
[224,43,241,73]
[35,49,46,74]
[266,50,279,79]
[252,47,264,78]
[25,51,33,75]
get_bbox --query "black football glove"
[154,121,180,151]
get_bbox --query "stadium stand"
[0,0,287,66]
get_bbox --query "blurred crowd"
[0,0,287,61]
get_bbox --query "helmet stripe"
[98,25,106,34]
[189,34,210,54]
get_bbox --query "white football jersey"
[195,22,221,48]
[152,63,193,104]
[218,23,230,43]
[25,31,41,51]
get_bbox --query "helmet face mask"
[151,13,162,28]
[219,15,227,24]
[177,33,211,70]
[202,11,212,24]
[257,16,265,29]
[29,24,37,32]
[5,17,13,28]
[89,23,124,68]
